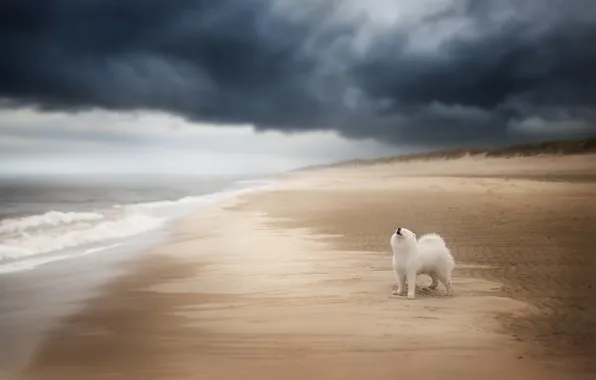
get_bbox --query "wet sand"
[14,154,596,379]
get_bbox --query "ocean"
[0,174,272,274]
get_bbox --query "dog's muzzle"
[395,228,402,235]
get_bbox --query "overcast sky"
[1,0,595,175]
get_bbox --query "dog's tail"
[417,232,446,246]
[418,233,456,266]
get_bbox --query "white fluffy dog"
[390,227,455,299]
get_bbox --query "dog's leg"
[437,271,455,296]
[392,270,406,295]
[399,273,407,295]
[406,271,417,299]
[429,272,439,289]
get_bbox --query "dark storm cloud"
[1,0,596,147]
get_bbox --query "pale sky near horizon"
[0,107,402,176]
[1,0,595,176]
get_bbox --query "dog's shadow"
[392,284,445,298]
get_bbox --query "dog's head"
[393,227,417,242]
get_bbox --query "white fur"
[390,228,455,299]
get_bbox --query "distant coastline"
[296,136,596,171]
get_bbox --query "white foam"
[0,243,122,274]
[0,245,30,259]
[121,195,206,210]
[0,179,275,267]
[119,182,273,212]
[0,213,163,260]
[0,211,104,234]
[236,179,272,186]
[84,243,122,255]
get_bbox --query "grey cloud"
[1,0,596,148]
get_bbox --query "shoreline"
[0,178,276,378]
[10,154,596,379]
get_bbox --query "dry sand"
[16,154,596,380]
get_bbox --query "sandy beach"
[12,153,596,380]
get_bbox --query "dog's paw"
[406,294,416,300]
[392,289,404,296]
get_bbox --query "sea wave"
[0,212,163,260]
[0,211,104,234]
[0,243,123,274]
[0,179,274,264]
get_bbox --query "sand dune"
[17,154,596,380]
